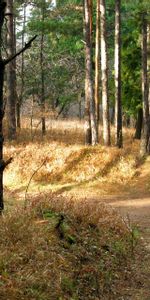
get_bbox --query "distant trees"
[83,0,150,154]
[1,0,150,154]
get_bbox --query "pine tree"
[114,0,122,147]
[6,0,16,140]
[100,0,110,146]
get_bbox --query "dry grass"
[0,118,144,299]
[4,118,140,201]
[0,195,139,300]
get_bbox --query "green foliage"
[122,26,142,116]
[15,0,150,118]
[18,0,84,111]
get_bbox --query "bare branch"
[4,35,37,65]
[0,157,13,171]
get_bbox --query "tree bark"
[134,108,143,139]
[114,0,122,148]
[100,0,111,146]
[40,2,46,136]
[17,3,26,129]
[140,14,150,156]
[148,23,150,112]
[0,1,6,211]
[84,0,98,145]
[95,0,100,129]
[6,0,16,140]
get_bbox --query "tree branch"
[4,35,37,65]
[0,157,13,171]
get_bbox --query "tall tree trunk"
[140,14,149,156]
[40,3,46,136]
[84,0,92,144]
[95,0,100,128]
[0,34,5,211]
[114,0,122,148]
[0,1,8,211]
[6,0,16,140]
[148,23,150,111]
[17,3,26,129]
[134,107,143,139]
[84,0,98,145]
[13,16,19,131]
[100,0,110,146]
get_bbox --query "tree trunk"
[84,0,97,145]
[140,14,149,156]
[95,0,100,129]
[17,3,26,129]
[6,0,16,140]
[114,0,122,148]
[0,1,6,211]
[134,108,143,139]
[148,23,150,111]
[100,0,110,146]
[13,16,19,131]
[40,3,46,136]
[0,60,4,211]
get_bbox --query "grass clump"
[0,196,139,300]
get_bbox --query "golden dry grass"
[0,195,139,300]
[3,118,141,203]
[1,118,145,299]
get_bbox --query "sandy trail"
[107,195,150,299]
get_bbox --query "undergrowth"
[1,120,144,299]
[3,124,140,196]
[0,196,139,300]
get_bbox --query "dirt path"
[107,196,150,299]
[103,160,150,299]
[98,157,150,299]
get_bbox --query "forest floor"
[2,119,150,299]
[85,158,150,299]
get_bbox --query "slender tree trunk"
[0,59,4,211]
[134,107,143,139]
[84,0,92,144]
[17,3,26,129]
[0,1,7,211]
[6,0,16,140]
[148,23,150,111]
[84,0,98,145]
[95,0,100,128]
[140,14,150,156]
[40,3,46,136]
[114,0,122,148]
[100,0,110,146]
[13,16,19,131]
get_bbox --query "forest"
[0,0,150,299]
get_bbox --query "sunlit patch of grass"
[3,118,141,201]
